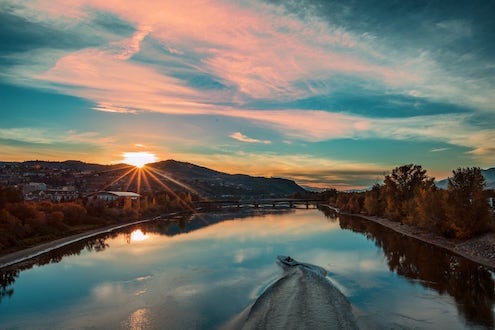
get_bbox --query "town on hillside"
[0,160,307,203]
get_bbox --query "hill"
[4,159,306,198]
[148,160,306,197]
[436,167,495,189]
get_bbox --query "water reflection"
[0,209,290,303]
[0,235,111,302]
[123,308,151,330]
[338,213,495,328]
[2,208,494,329]
[128,229,149,243]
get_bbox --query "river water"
[1,208,494,329]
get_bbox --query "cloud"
[229,132,271,144]
[13,0,416,103]
[178,151,388,189]
[7,1,492,115]
[3,0,495,171]
[0,128,53,144]
[430,148,450,153]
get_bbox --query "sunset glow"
[1,1,494,189]
[122,152,157,168]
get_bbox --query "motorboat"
[277,255,298,266]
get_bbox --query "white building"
[88,191,140,209]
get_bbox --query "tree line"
[335,165,494,239]
[0,186,196,253]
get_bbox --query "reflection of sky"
[0,210,469,328]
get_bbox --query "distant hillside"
[436,167,495,189]
[7,159,306,197]
[148,160,306,197]
[17,160,108,172]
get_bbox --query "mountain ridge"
[148,160,306,197]
[2,159,306,197]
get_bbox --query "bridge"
[195,198,326,209]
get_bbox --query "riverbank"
[3,206,495,271]
[0,208,279,269]
[324,205,495,270]
[0,215,165,269]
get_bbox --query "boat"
[277,255,298,267]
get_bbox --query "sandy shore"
[0,216,162,269]
[325,205,495,270]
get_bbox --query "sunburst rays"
[95,163,201,215]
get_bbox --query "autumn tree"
[383,164,434,221]
[336,192,364,213]
[363,184,384,216]
[407,184,446,232]
[336,192,350,211]
[0,185,23,209]
[444,167,490,238]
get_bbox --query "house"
[87,191,140,209]
[23,182,47,194]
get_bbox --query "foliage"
[336,192,365,213]
[335,165,493,239]
[383,164,434,221]
[0,185,197,253]
[444,167,491,238]
[363,184,384,216]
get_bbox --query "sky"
[1,0,495,190]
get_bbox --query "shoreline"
[324,205,495,271]
[0,207,273,269]
[0,215,167,269]
[2,207,495,271]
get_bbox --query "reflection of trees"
[339,214,495,328]
[0,234,112,303]
[1,209,290,303]
[0,269,18,302]
[318,206,339,222]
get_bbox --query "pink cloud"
[229,132,271,144]
[29,0,415,102]
[227,110,371,141]
[36,46,213,115]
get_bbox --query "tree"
[408,185,445,232]
[445,167,490,238]
[364,184,384,216]
[0,185,23,209]
[383,164,434,221]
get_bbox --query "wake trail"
[241,262,358,329]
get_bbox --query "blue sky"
[1,0,494,189]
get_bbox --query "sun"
[122,152,157,168]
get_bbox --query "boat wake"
[229,256,358,329]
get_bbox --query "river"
[1,208,494,329]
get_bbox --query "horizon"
[1,1,494,190]
[3,157,493,189]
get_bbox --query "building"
[23,182,47,194]
[87,191,140,209]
